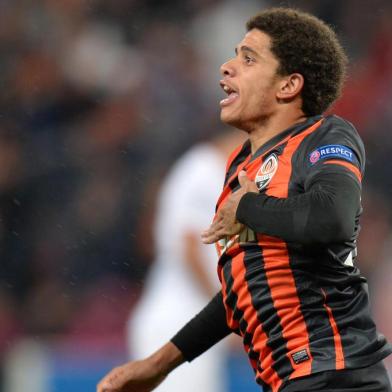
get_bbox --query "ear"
[276,73,304,100]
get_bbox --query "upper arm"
[295,116,365,193]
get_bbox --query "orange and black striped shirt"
[215,115,392,391]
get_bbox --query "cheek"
[243,85,267,113]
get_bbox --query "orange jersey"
[215,115,391,392]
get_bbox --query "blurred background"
[0,0,391,391]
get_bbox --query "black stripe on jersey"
[229,178,240,192]
[243,244,294,382]
[221,258,271,392]
[224,140,251,186]
[286,250,337,373]
[322,281,387,366]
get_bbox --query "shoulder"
[298,115,365,170]
[308,115,363,143]
[322,115,362,139]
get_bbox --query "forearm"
[146,342,185,376]
[171,291,232,361]
[236,173,360,244]
[96,342,185,392]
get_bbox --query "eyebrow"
[235,45,260,57]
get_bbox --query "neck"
[247,110,307,154]
[212,130,247,157]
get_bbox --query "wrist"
[236,192,268,224]
[149,342,185,376]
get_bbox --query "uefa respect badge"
[309,144,355,165]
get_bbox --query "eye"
[244,55,254,64]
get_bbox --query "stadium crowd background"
[0,0,391,390]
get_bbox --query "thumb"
[238,170,251,188]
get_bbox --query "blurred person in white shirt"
[127,130,244,392]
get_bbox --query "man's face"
[219,29,282,131]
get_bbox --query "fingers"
[97,379,112,392]
[201,214,224,243]
[238,170,258,192]
[201,220,224,244]
[201,228,221,244]
[97,367,123,392]
[201,222,244,244]
[97,375,115,392]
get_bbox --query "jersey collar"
[250,115,324,161]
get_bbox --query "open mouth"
[220,81,239,107]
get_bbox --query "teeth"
[223,85,230,93]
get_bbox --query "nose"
[220,58,236,77]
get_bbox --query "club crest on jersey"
[255,153,278,191]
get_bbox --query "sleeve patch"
[309,144,356,165]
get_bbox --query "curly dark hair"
[247,8,348,116]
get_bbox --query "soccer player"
[97,8,392,392]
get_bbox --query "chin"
[220,111,243,129]
[221,110,236,125]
